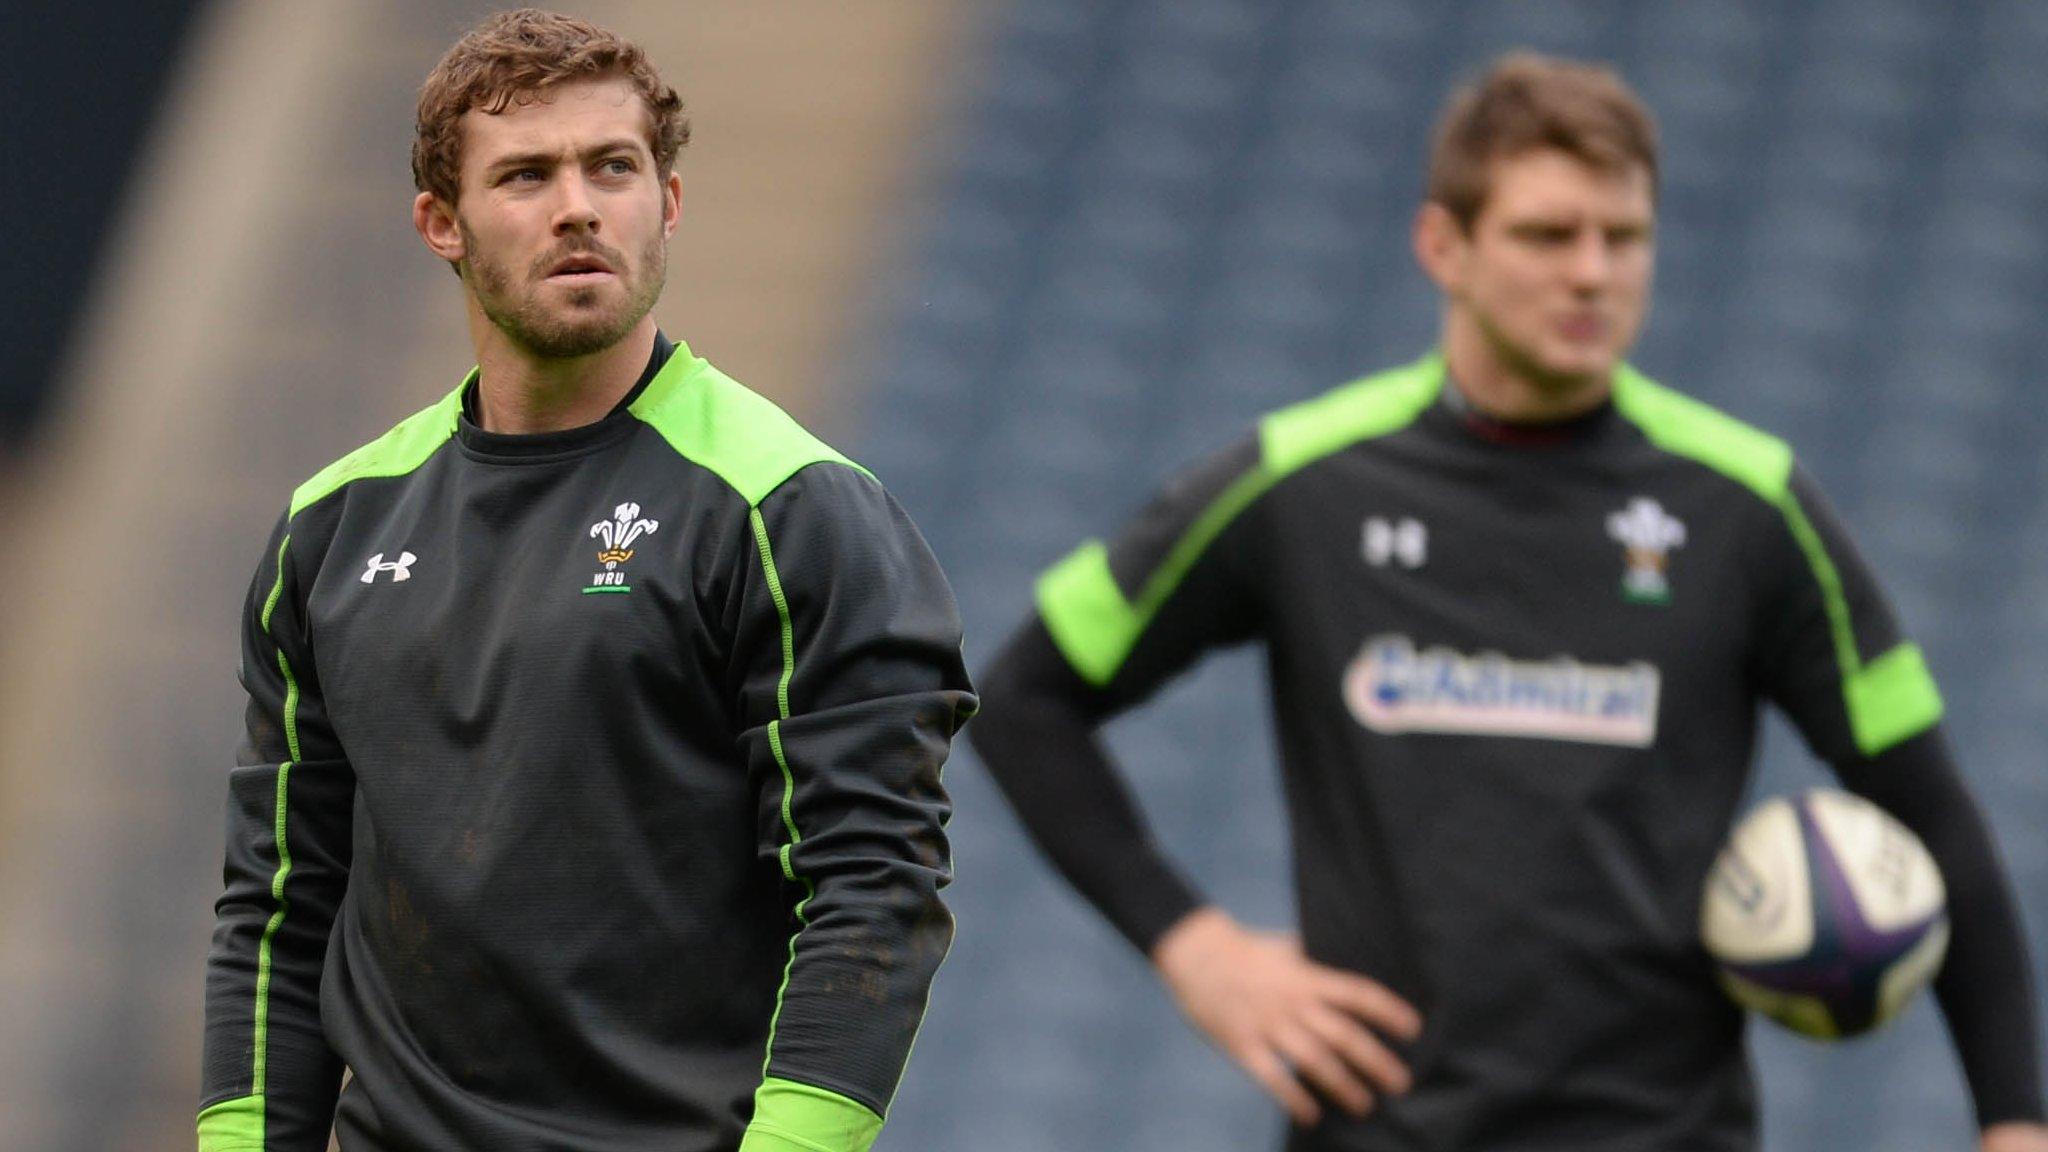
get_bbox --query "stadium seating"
[849,2,2048,1149]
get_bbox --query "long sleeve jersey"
[200,336,976,1152]
[971,353,2042,1151]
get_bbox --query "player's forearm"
[748,724,957,1141]
[972,621,1207,953]
[755,883,954,1112]
[748,671,969,1128]
[1838,731,2046,1125]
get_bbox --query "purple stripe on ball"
[1719,794,1943,1035]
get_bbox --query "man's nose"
[552,174,600,235]
[1566,232,1613,288]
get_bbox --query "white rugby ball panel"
[1807,789,1945,932]
[1701,797,1814,964]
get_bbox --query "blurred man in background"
[971,52,2046,1152]
[198,10,973,1151]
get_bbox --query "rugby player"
[970,52,2045,1152]
[197,11,973,1151]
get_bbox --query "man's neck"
[469,317,658,435]
[1440,317,1613,424]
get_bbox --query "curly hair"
[1427,52,1658,230]
[413,9,690,204]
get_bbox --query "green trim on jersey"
[1612,365,1943,755]
[196,1093,266,1151]
[1260,353,1446,474]
[1038,356,1445,687]
[739,1077,885,1152]
[1845,642,1945,757]
[1612,366,1794,502]
[633,342,870,507]
[260,536,302,763]
[289,385,463,518]
[249,534,301,1124]
[750,509,820,1081]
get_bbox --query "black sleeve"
[1838,733,2045,1127]
[973,435,1268,954]
[732,463,976,1120]
[1755,467,2045,1127]
[199,512,356,1151]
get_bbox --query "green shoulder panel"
[630,344,870,507]
[1259,353,1445,474]
[1610,365,1793,501]
[289,382,465,518]
[1037,355,1444,687]
[1612,365,1941,755]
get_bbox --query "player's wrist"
[1981,1121,2048,1152]
[1151,906,1238,977]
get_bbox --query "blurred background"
[1,1,2043,1149]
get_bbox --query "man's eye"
[603,158,635,175]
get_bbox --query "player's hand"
[1982,1122,2048,1152]
[1151,906,1423,1126]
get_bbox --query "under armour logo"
[361,551,417,583]
[1363,517,1427,569]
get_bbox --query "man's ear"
[413,192,466,264]
[1412,201,1467,295]
[662,171,682,239]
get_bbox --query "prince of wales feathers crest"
[586,502,658,592]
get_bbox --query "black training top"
[201,336,976,1152]
[971,354,2042,1151]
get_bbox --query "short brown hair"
[413,9,690,204]
[1426,52,1658,229]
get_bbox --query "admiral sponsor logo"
[1342,635,1660,747]
[585,501,658,594]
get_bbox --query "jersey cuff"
[196,1094,265,1152]
[739,1077,885,1152]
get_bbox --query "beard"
[459,221,667,359]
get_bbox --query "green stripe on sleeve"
[250,764,294,1098]
[1774,488,1863,693]
[196,1093,265,1151]
[1845,643,1945,757]
[739,1078,885,1152]
[1036,356,1443,687]
[749,509,818,1077]
[246,534,302,1120]
[1611,365,1944,756]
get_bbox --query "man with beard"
[197,11,974,1152]
[968,53,2045,1152]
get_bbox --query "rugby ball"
[1700,789,1948,1038]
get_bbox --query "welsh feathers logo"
[585,501,658,594]
[1606,496,1686,605]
